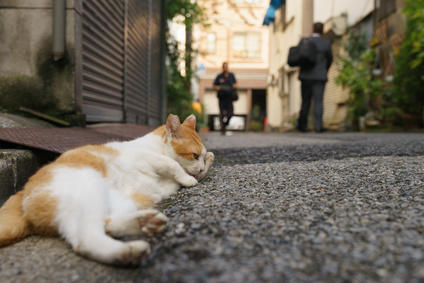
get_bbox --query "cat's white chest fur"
[106,134,181,200]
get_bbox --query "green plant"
[403,0,424,69]
[248,105,263,131]
[392,0,424,126]
[336,32,384,129]
[165,0,208,121]
[166,38,194,120]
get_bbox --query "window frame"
[230,31,262,60]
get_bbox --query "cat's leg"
[105,209,168,238]
[197,151,215,181]
[140,153,198,187]
[104,188,168,238]
[73,228,150,265]
[54,170,150,265]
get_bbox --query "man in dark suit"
[213,62,237,135]
[297,22,333,133]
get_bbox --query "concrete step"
[0,150,40,205]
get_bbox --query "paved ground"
[0,132,423,282]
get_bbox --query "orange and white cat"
[0,114,214,265]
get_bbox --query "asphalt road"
[0,132,423,283]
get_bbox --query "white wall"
[267,0,307,128]
[314,0,374,25]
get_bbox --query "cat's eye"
[193,153,199,160]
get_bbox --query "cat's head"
[158,114,207,179]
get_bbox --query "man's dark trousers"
[219,98,233,133]
[298,80,326,132]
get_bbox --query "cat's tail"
[0,191,30,247]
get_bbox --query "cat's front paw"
[205,152,215,165]
[180,175,198,187]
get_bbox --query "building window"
[232,32,261,59]
[206,33,216,54]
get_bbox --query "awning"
[263,0,285,26]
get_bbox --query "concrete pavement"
[0,132,423,282]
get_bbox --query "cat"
[0,114,214,265]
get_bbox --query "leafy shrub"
[165,0,208,125]
[392,0,424,126]
[336,32,384,129]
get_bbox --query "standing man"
[297,22,333,133]
[213,62,237,135]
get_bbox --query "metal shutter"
[148,0,162,125]
[80,0,163,125]
[81,0,125,122]
[124,0,150,124]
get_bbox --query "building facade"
[194,0,270,131]
[265,0,313,130]
[0,0,166,126]
[266,0,379,131]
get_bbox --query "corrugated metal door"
[81,0,125,122]
[80,0,163,124]
[148,0,162,125]
[124,0,150,124]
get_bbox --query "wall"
[267,0,313,129]
[0,0,78,112]
[314,0,374,26]
[0,0,166,125]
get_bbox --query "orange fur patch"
[23,190,58,236]
[0,191,30,246]
[56,150,108,177]
[131,193,156,209]
[69,145,118,156]
[23,164,54,195]
[171,125,203,160]
[152,125,166,137]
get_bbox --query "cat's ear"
[182,114,196,130]
[166,114,181,138]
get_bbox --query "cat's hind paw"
[137,209,168,236]
[116,240,150,266]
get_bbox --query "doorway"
[250,89,267,130]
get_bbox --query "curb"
[0,150,40,205]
